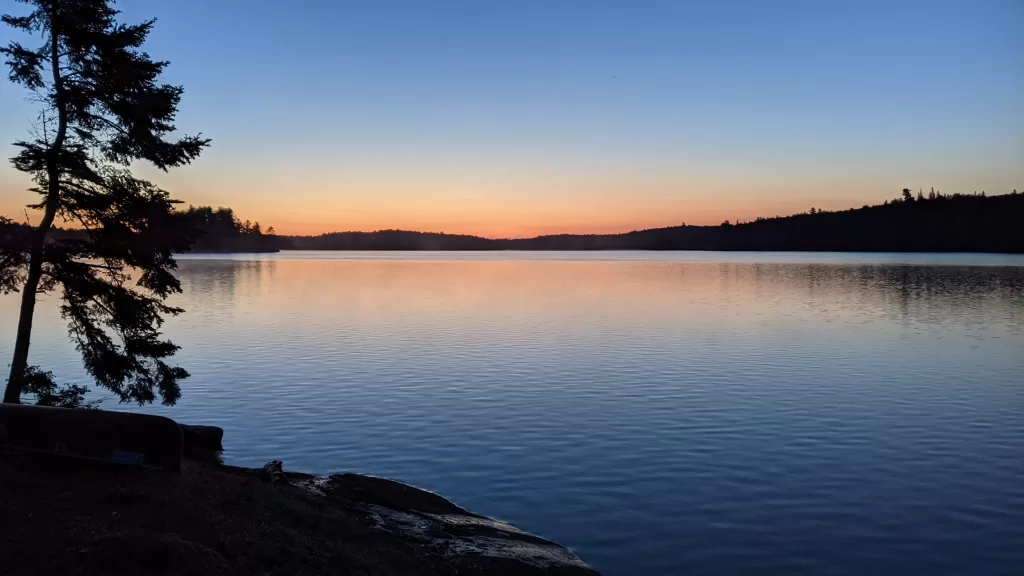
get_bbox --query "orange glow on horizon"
[2,154,914,239]
[200,196,871,238]
[0,180,900,240]
[8,167,1016,238]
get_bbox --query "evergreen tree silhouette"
[2,0,208,404]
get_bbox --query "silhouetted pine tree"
[1,0,208,405]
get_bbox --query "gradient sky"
[1,0,1022,237]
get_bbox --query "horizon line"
[266,189,1021,240]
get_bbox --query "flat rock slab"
[0,450,598,576]
[290,472,598,575]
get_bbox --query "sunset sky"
[1,0,1021,237]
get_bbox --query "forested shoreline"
[279,190,1024,253]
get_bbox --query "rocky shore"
[0,428,597,576]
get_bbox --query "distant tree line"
[1,206,278,257]
[6,190,1021,254]
[183,206,278,253]
[271,189,1024,253]
[286,230,493,251]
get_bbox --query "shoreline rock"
[284,470,596,574]
[0,446,598,575]
[1,415,597,575]
[177,425,595,573]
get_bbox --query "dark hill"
[279,191,1024,253]
[289,229,495,251]
[8,190,1019,254]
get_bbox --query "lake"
[2,251,1023,575]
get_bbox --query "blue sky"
[1,0,1021,235]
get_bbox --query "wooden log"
[0,404,182,472]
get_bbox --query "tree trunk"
[3,172,61,404]
[3,11,66,403]
[3,247,45,403]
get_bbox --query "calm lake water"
[3,251,1023,575]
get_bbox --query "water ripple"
[1,253,1022,575]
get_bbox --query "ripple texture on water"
[3,253,1022,575]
